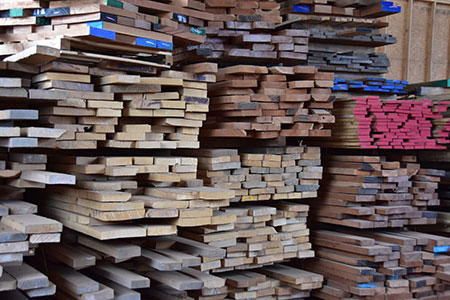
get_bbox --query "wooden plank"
[1,214,62,234]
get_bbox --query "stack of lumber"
[418,151,450,235]
[280,0,401,19]
[0,0,236,62]
[275,0,401,78]
[0,153,75,189]
[307,50,389,74]
[201,65,335,140]
[0,74,68,149]
[191,264,323,300]
[38,233,322,299]
[308,27,396,47]
[0,185,64,296]
[321,96,450,149]
[177,201,312,273]
[313,153,441,229]
[34,154,240,240]
[177,28,309,63]
[279,13,389,29]
[1,263,56,297]
[174,1,312,64]
[28,62,216,150]
[333,77,408,94]
[404,83,450,146]
[203,0,282,23]
[305,229,450,300]
[181,146,322,202]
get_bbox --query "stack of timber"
[33,154,240,240]
[0,0,236,63]
[203,0,282,23]
[200,65,335,141]
[418,151,450,235]
[333,77,408,94]
[174,1,312,64]
[182,146,322,202]
[0,152,75,190]
[307,27,396,47]
[177,201,313,272]
[280,0,401,19]
[0,73,67,149]
[33,62,216,150]
[276,0,401,78]
[320,96,450,149]
[40,238,323,300]
[177,28,309,64]
[0,57,217,150]
[34,202,321,300]
[190,264,323,299]
[312,153,441,229]
[405,81,450,146]
[306,49,389,75]
[305,229,450,300]
[0,185,64,296]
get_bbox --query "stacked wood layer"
[280,0,401,19]
[307,50,389,75]
[417,151,450,236]
[181,146,322,202]
[176,28,309,64]
[173,1,310,64]
[276,0,401,78]
[0,185,64,296]
[35,198,321,300]
[312,154,442,229]
[305,229,450,300]
[320,96,450,149]
[201,65,335,140]
[28,154,241,240]
[0,60,217,150]
[333,77,408,94]
[179,201,313,272]
[0,0,238,64]
[308,27,397,47]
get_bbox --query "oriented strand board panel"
[385,0,450,83]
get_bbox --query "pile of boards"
[0,153,74,297]
[0,60,217,150]
[178,28,309,63]
[201,65,335,140]
[0,0,233,63]
[322,96,450,149]
[313,153,442,228]
[34,154,245,240]
[277,0,400,78]
[179,201,314,271]
[306,229,450,300]
[333,77,408,94]
[307,50,390,75]
[280,0,401,19]
[173,2,309,64]
[417,151,450,234]
[181,146,322,202]
[34,229,322,300]
[0,73,68,149]
[0,185,64,296]
[308,27,397,47]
